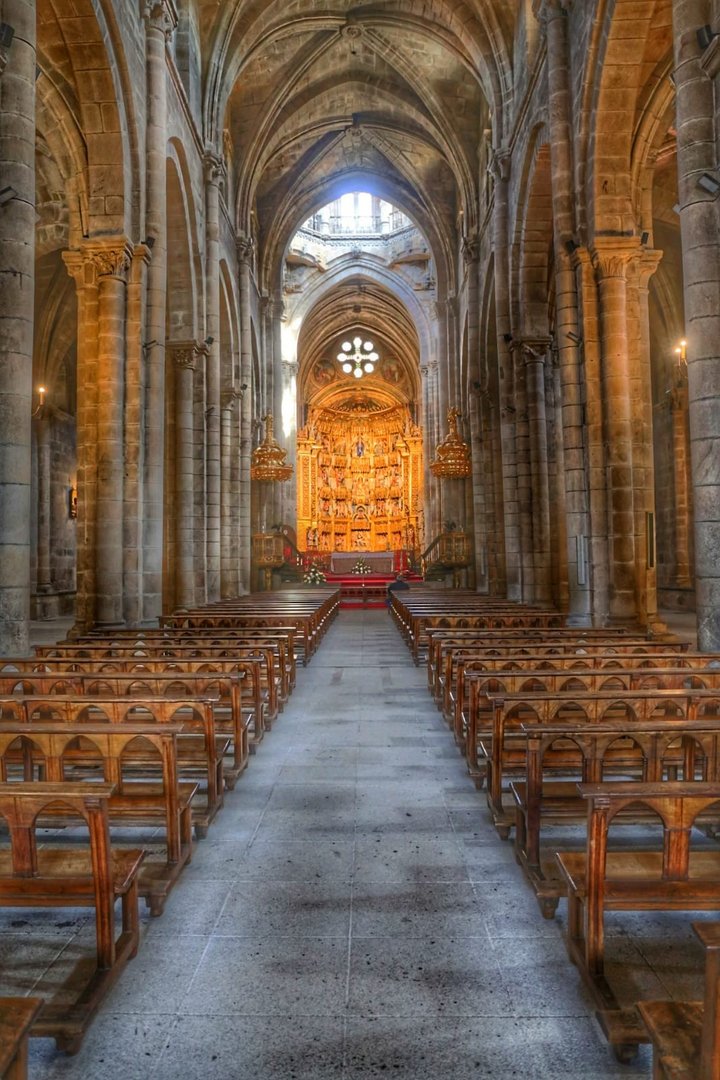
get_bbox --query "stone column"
[490,148,521,600]
[204,151,224,601]
[34,409,52,596]
[91,240,133,626]
[670,360,693,588]
[673,0,720,650]
[521,337,553,605]
[592,239,640,623]
[510,341,533,600]
[633,250,664,629]
[221,387,241,597]
[124,243,151,625]
[237,236,254,592]
[463,235,487,590]
[193,350,208,603]
[0,0,35,654]
[537,0,591,623]
[141,0,177,622]
[168,341,201,608]
[63,250,100,632]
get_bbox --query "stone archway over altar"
[297,395,423,563]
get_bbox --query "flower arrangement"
[351,558,372,575]
[303,562,327,585]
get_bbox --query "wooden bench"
[555,782,720,1061]
[0,694,227,839]
[0,721,195,916]
[511,716,720,917]
[0,669,248,788]
[639,920,720,1080]
[0,782,144,1053]
[469,686,720,834]
[0,998,42,1079]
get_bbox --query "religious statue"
[356,438,364,457]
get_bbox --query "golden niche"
[430,407,471,479]
[251,414,293,482]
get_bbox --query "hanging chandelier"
[251,413,293,482]
[430,407,472,479]
[336,336,379,379]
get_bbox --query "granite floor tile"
[215,878,352,937]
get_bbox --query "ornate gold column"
[0,0,35,652]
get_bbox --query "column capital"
[168,339,208,371]
[636,247,664,290]
[142,0,178,38]
[511,335,553,364]
[533,0,573,26]
[63,238,134,287]
[488,145,511,183]
[462,231,480,267]
[591,237,641,281]
[203,149,226,187]
[237,234,255,264]
[221,387,243,411]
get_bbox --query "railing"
[421,533,445,578]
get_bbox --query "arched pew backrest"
[600,735,647,782]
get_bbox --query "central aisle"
[33,610,649,1079]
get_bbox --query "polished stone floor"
[15,608,705,1077]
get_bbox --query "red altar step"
[325,572,422,609]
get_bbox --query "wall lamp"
[144,235,155,249]
[0,186,17,208]
[205,336,214,346]
[564,238,579,255]
[0,24,14,49]
[240,383,248,391]
[566,331,583,345]
[697,172,720,197]
[697,25,717,51]
[502,333,513,344]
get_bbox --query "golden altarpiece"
[297,397,423,557]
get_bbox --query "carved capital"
[222,387,242,411]
[488,146,511,183]
[203,149,226,187]
[142,0,178,38]
[236,234,255,264]
[168,339,208,371]
[513,336,553,364]
[462,232,480,266]
[64,238,133,286]
[591,238,641,281]
[533,0,573,26]
[636,248,664,290]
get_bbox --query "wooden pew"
[0,694,226,839]
[639,921,720,1080]
[0,782,144,1053]
[468,686,720,835]
[0,668,249,788]
[511,716,720,917]
[0,998,42,1079]
[0,721,195,916]
[555,782,720,1061]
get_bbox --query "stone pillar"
[91,240,133,626]
[463,234,487,591]
[0,0,35,654]
[204,151,224,601]
[63,250,99,632]
[124,243,151,625]
[670,360,693,588]
[633,250,664,629]
[34,410,51,595]
[193,350,208,603]
[237,236,254,592]
[141,0,177,622]
[592,240,640,623]
[221,387,241,597]
[673,0,720,650]
[490,148,521,600]
[168,341,202,608]
[510,341,533,600]
[537,0,591,623]
[574,247,609,624]
[521,337,553,604]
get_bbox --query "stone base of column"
[564,613,594,628]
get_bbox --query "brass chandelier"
[251,414,293,482]
[430,407,472,479]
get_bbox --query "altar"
[330,551,395,574]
